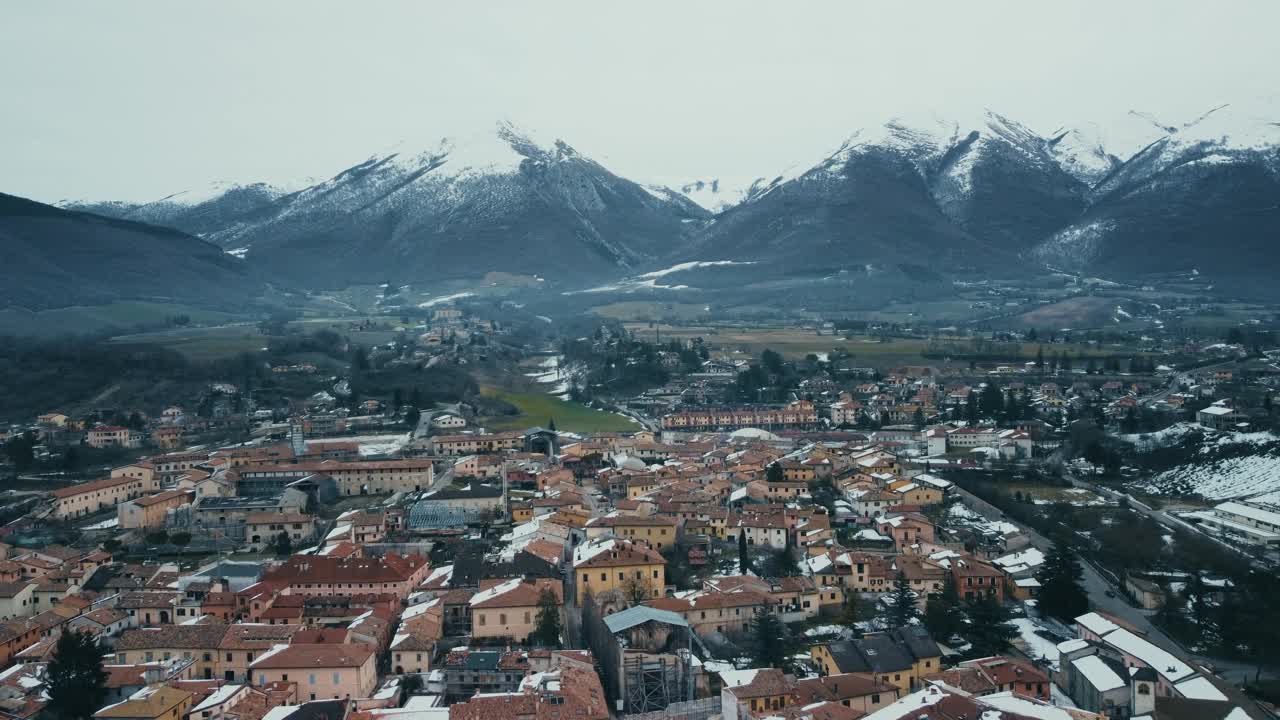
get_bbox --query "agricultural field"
[622,323,1145,367]
[0,301,241,337]
[107,324,269,361]
[107,317,406,361]
[478,386,638,433]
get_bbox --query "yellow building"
[94,686,192,720]
[470,579,556,644]
[572,538,666,603]
[887,480,944,506]
[118,490,193,530]
[51,476,157,520]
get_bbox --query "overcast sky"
[3,1,1278,203]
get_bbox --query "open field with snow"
[1127,424,1280,500]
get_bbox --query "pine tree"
[273,531,292,556]
[748,611,790,668]
[965,595,1019,657]
[531,589,563,648]
[839,597,859,627]
[547,417,557,432]
[1035,542,1089,623]
[738,532,752,575]
[46,630,107,720]
[766,462,785,484]
[924,573,964,640]
[770,532,800,576]
[888,570,921,627]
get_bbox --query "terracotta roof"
[219,624,303,650]
[115,624,229,650]
[261,554,426,585]
[131,490,192,507]
[51,476,136,499]
[726,667,794,699]
[250,643,374,669]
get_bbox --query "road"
[953,485,1274,684]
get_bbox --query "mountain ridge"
[59,106,1280,298]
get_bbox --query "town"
[2,300,1278,720]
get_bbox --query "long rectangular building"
[428,432,523,456]
[234,459,434,496]
[660,400,818,431]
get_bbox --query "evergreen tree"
[888,570,921,627]
[46,630,107,720]
[770,532,800,576]
[273,531,292,556]
[766,462,785,484]
[912,406,925,429]
[547,417,557,432]
[748,611,790,669]
[965,595,1019,657]
[924,573,964,640]
[738,532,752,575]
[403,406,421,429]
[839,597,859,627]
[965,394,979,424]
[1035,542,1089,622]
[531,589,563,647]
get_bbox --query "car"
[1104,590,1116,598]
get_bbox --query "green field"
[108,324,269,360]
[480,387,639,433]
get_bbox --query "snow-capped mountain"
[1032,103,1280,292]
[73,121,709,287]
[63,105,1280,301]
[683,110,1090,273]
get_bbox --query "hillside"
[0,192,263,310]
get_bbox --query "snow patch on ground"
[418,292,475,308]
[565,260,757,294]
[1011,618,1061,670]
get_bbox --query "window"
[309,674,317,685]
[499,613,507,624]
[1138,684,1151,695]
[479,614,486,626]
[333,673,341,685]
[871,694,880,704]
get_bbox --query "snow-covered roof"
[1075,612,1120,637]
[469,578,522,606]
[1173,675,1228,701]
[1102,628,1194,683]
[1071,655,1125,692]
